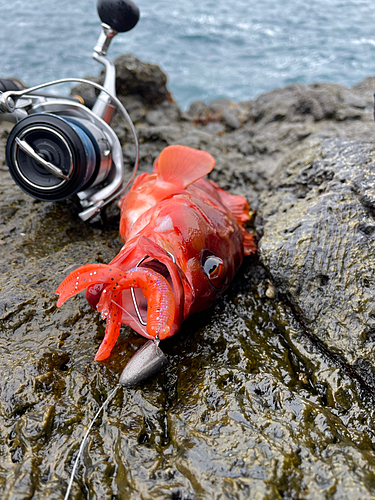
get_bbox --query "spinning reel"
[0,0,140,221]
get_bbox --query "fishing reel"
[0,0,140,221]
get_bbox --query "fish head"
[85,236,185,341]
[138,195,245,320]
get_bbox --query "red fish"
[55,145,256,360]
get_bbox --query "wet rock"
[248,82,368,124]
[259,138,375,388]
[2,55,375,499]
[188,98,244,131]
[114,54,172,105]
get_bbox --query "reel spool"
[6,113,112,201]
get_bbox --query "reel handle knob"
[97,0,140,33]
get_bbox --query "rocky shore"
[1,54,375,499]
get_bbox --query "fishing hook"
[130,251,176,326]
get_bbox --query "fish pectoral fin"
[156,145,215,189]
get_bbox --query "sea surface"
[1,0,375,109]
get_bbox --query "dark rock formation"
[114,54,172,105]
[2,55,375,499]
[72,53,172,106]
[259,138,375,386]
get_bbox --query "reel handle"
[97,0,140,33]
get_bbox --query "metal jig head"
[119,339,168,387]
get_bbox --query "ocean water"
[1,0,375,109]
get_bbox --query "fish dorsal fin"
[156,145,215,189]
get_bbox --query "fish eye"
[200,249,225,289]
[203,256,223,279]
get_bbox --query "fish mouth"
[86,236,185,340]
[116,253,184,340]
[127,235,185,339]
[130,256,175,326]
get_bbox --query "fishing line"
[64,385,120,500]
